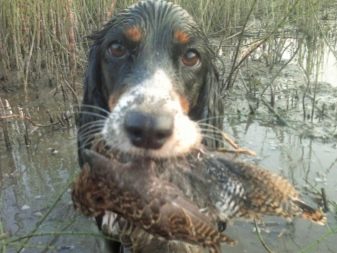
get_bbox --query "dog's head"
[79,0,223,159]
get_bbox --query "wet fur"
[77,1,225,252]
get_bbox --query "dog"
[77,0,224,252]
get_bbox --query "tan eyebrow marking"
[174,30,190,44]
[124,26,142,42]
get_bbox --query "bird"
[72,149,236,253]
[72,141,326,252]
[187,150,327,225]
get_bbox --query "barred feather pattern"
[72,150,236,253]
[198,152,326,225]
[72,140,326,253]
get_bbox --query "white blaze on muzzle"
[101,69,201,158]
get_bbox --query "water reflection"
[0,128,107,252]
[319,49,337,87]
[0,117,336,252]
[248,37,337,87]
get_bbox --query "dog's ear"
[82,45,107,111]
[77,45,107,166]
[206,62,225,149]
[78,45,108,131]
[198,62,225,149]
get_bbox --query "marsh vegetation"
[0,0,337,252]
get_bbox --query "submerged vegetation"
[0,0,337,252]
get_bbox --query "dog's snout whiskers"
[124,110,174,150]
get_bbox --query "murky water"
[318,48,337,87]
[0,126,105,252]
[0,98,336,252]
[289,39,337,87]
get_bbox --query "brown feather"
[72,140,327,253]
[72,150,235,253]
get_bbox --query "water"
[0,127,106,252]
[319,49,337,87]
[248,37,337,87]
[0,104,336,252]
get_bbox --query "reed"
[0,0,335,124]
[0,0,115,98]
[0,0,333,94]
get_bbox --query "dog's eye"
[182,50,200,67]
[109,43,128,58]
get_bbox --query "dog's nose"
[124,111,173,149]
